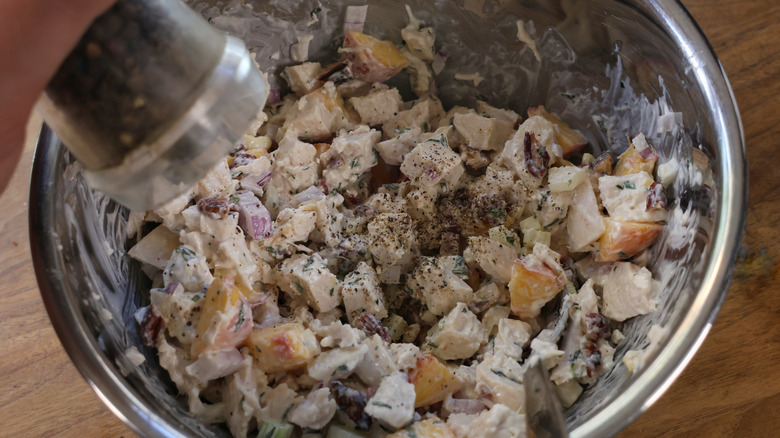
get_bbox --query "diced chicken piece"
[342,31,408,83]
[494,319,532,361]
[248,322,320,373]
[400,139,464,192]
[499,116,556,189]
[197,159,238,199]
[623,324,667,373]
[476,101,521,126]
[365,371,416,429]
[128,225,181,270]
[383,97,445,139]
[508,244,567,319]
[322,125,380,191]
[613,133,658,176]
[153,189,193,232]
[530,337,564,370]
[282,62,323,96]
[656,159,679,187]
[469,281,509,314]
[376,126,423,165]
[601,262,657,321]
[453,111,514,151]
[547,165,589,192]
[355,334,398,387]
[288,387,337,430]
[401,16,436,61]
[389,417,456,438]
[271,207,317,244]
[278,253,341,312]
[567,178,606,252]
[309,319,366,348]
[408,354,464,407]
[163,246,214,292]
[391,343,422,371]
[405,184,439,221]
[298,191,345,247]
[599,171,668,223]
[407,256,473,316]
[349,88,403,126]
[487,225,523,253]
[270,134,319,194]
[367,212,419,266]
[307,344,368,382]
[527,105,588,158]
[191,273,253,358]
[555,379,584,408]
[425,303,487,360]
[598,218,663,261]
[365,192,408,214]
[149,284,201,344]
[341,262,388,322]
[475,353,525,411]
[464,236,517,284]
[467,404,527,438]
[280,88,340,141]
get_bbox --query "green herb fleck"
[350,157,360,168]
[623,180,636,189]
[372,401,392,408]
[235,304,245,331]
[310,6,321,17]
[176,246,196,262]
[561,92,576,100]
[191,295,201,302]
[302,258,315,272]
[491,369,522,385]
[293,281,304,294]
[427,342,439,348]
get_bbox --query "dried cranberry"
[140,306,165,347]
[524,132,549,178]
[330,381,372,430]
[582,341,602,378]
[584,313,610,342]
[646,181,668,210]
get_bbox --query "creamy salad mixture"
[128,7,672,438]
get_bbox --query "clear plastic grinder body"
[39,0,268,211]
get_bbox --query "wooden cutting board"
[1,0,778,436]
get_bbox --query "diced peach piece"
[388,417,455,438]
[613,143,657,176]
[306,85,346,113]
[191,273,252,357]
[527,105,588,158]
[248,322,320,373]
[408,354,462,408]
[598,218,663,262]
[343,31,408,83]
[508,254,566,319]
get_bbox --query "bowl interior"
[30,1,745,437]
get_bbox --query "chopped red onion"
[268,88,281,105]
[294,186,325,205]
[239,170,272,197]
[443,397,487,415]
[344,5,368,33]
[230,153,255,170]
[185,349,245,383]
[234,190,273,240]
[163,282,182,295]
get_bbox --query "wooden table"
[1,1,778,436]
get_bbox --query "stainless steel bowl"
[30,1,746,437]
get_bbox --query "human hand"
[0,0,115,193]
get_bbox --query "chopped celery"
[382,314,408,342]
[326,425,366,438]
[257,420,293,438]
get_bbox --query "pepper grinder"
[38,0,268,211]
